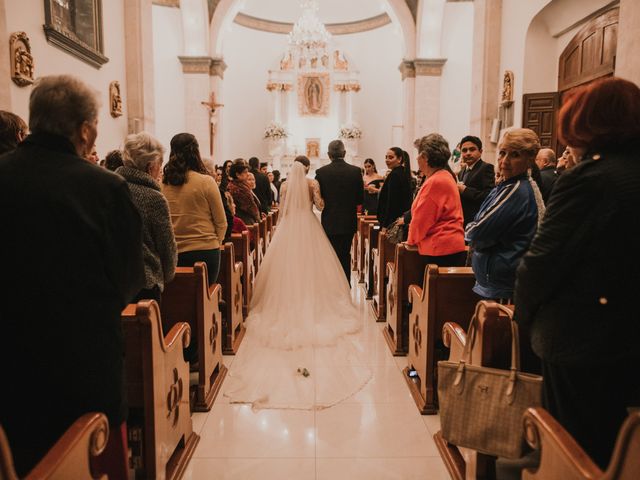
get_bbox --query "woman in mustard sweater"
[161,133,227,285]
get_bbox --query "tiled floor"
[183,278,448,480]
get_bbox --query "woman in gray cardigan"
[117,132,177,304]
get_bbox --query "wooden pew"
[271,207,279,227]
[522,408,640,480]
[161,262,228,411]
[258,217,269,256]
[356,215,378,283]
[122,301,199,480]
[432,301,513,480]
[247,224,263,275]
[370,230,395,321]
[0,413,109,480]
[383,243,432,356]
[231,230,254,317]
[363,223,380,299]
[402,265,479,414]
[219,242,245,355]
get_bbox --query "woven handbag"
[386,219,405,244]
[437,302,543,459]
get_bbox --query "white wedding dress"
[223,162,372,410]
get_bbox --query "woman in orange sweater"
[407,133,466,266]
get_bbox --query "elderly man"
[0,75,145,478]
[535,147,559,202]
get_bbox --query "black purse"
[386,219,405,244]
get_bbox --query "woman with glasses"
[376,147,413,229]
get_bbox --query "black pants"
[178,248,221,285]
[327,233,353,285]
[542,359,640,469]
[132,285,161,306]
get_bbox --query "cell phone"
[408,369,418,378]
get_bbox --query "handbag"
[386,219,405,244]
[437,302,543,459]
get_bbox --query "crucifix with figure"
[201,92,224,156]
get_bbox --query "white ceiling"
[238,0,390,24]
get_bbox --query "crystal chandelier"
[287,0,331,69]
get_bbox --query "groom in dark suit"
[315,139,364,285]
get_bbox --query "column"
[469,0,502,160]
[210,57,227,165]
[399,60,416,156]
[124,0,156,133]
[413,58,447,142]
[616,0,640,85]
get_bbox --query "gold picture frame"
[43,0,108,68]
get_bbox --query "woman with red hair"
[515,77,640,469]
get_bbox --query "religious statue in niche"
[333,50,348,71]
[280,52,293,71]
[109,81,123,118]
[298,73,329,116]
[306,139,320,158]
[10,32,34,87]
[321,54,329,68]
[501,70,514,105]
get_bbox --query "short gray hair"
[328,139,345,160]
[416,133,451,168]
[123,132,165,172]
[29,75,100,139]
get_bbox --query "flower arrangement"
[339,124,362,139]
[264,122,288,140]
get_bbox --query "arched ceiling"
[238,0,390,24]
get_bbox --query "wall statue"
[109,81,123,118]
[10,32,34,87]
[501,70,514,105]
[306,139,320,158]
[333,50,348,71]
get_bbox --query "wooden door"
[522,92,560,151]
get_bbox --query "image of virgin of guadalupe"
[306,77,322,114]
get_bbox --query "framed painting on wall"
[43,0,109,68]
[298,73,330,117]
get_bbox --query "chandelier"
[287,0,331,68]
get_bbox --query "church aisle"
[183,280,449,480]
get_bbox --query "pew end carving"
[219,242,246,355]
[231,231,254,317]
[0,413,109,480]
[161,262,228,411]
[122,301,199,480]
[402,265,478,414]
[522,408,640,480]
[370,230,395,321]
[363,223,380,299]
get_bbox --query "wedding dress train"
[223,162,372,410]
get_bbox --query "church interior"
[1,0,639,479]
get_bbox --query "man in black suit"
[456,135,495,226]
[249,156,271,213]
[315,139,364,284]
[535,147,559,203]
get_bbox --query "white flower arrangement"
[264,122,288,140]
[339,124,362,139]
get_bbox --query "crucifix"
[201,92,224,156]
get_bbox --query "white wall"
[438,1,474,148]
[219,22,403,170]
[4,0,130,156]
[152,5,187,155]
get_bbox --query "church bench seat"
[432,301,513,479]
[122,301,199,480]
[356,215,378,283]
[231,230,255,317]
[219,242,245,355]
[161,262,228,411]
[246,224,263,275]
[370,230,395,321]
[0,413,109,480]
[258,217,269,256]
[402,265,479,414]
[363,223,380,299]
[383,243,433,356]
[522,408,640,480]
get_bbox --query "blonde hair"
[123,132,165,172]
[498,128,541,162]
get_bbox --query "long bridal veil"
[223,162,372,410]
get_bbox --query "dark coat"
[538,165,559,203]
[458,159,495,226]
[251,168,271,213]
[515,149,640,366]
[0,133,145,475]
[315,159,364,235]
[377,166,412,228]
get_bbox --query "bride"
[223,158,372,410]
